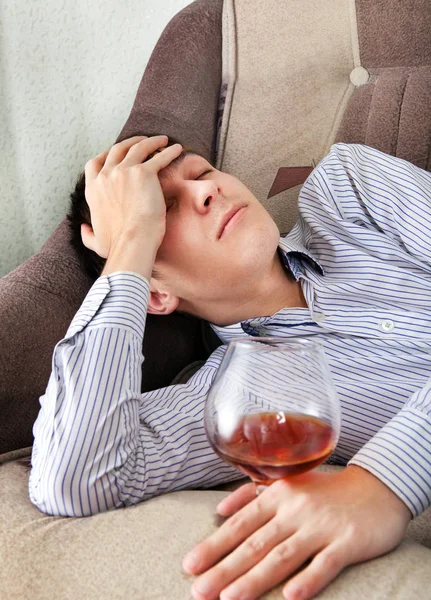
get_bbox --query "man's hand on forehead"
[146,147,163,160]
[81,135,183,262]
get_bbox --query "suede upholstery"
[216,0,431,239]
[335,0,431,168]
[1,456,431,600]
[117,0,224,156]
[356,0,431,68]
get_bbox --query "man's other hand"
[183,465,411,600]
[81,135,182,259]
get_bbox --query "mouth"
[217,206,248,239]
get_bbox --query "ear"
[148,278,179,316]
[81,223,97,253]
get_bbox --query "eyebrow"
[158,149,203,180]
[170,149,200,168]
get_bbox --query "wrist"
[114,222,165,248]
[345,465,412,522]
[102,232,161,279]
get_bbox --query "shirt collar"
[278,235,324,281]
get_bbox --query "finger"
[85,150,109,181]
[103,135,150,167]
[282,542,346,600]
[190,517,295,600]
[218,530,323,600]
[144,142,184,171]
[120,135,171,167]
[183,487,275,576]
[216,482,258,517]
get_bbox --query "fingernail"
[193,578,213,597]
[284,587,304,600]
[183,552,200,573]
[216,498,231,516]
[222,587,248,600]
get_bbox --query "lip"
[217,206,247,239]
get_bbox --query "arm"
[182,465,411,600]
[29,136,242,517]
[177,148,430,600]
[300,142,431,267]
[348,374,431,517]
[29,272,239,517]
[298,144,431,518]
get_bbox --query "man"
[29,135,431,600]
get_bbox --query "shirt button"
[259,329,269,337]
[250,320,260,327]
[379,319,395,333]
[313,312,326,323]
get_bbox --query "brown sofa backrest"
[0,0,224,455]
[1,0,430,456]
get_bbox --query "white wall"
[0,0,193,276]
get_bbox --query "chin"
[234,221,280,270]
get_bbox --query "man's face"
[154,151,280,314]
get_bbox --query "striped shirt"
[29,143,431,518]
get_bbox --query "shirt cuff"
[348,407,431,518]
[64,272,150,341]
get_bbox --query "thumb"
[80,223,108,258]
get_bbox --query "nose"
[188,180,219,213]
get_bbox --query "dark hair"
[67,170,103,280]
[66,136,202,282]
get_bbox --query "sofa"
[1,0,431,598]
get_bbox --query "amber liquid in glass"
[212,412,335,484]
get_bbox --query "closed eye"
[196,169,213,179]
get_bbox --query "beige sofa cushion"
[2,457,431,600]
[217,0,359,236]
[217,0,431,238]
